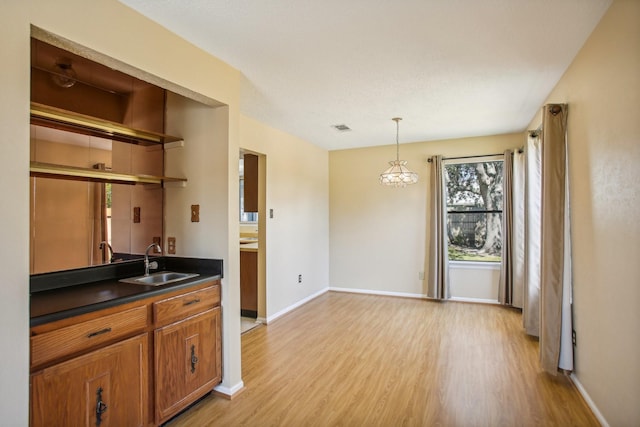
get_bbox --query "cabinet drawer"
[154,286,220,327]
[31,305,148,369]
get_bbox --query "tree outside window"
[445,160,503,262]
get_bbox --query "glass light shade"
[379,160,419,187]
[51,62,77,88]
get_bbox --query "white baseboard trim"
[214,380,245,398]
[570,373,609,427]
[265,287,329,324]
[449,296,499,304]
[329,286,428,299]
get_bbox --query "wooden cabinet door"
[240,250,258,315]
[243,153,259,212]
[31,333,148,427]
[154,307,221,424]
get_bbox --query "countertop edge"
[30,274,221,328]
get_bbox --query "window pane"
[447,212,501,262]
[444,160,503,262]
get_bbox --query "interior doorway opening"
[239,150,266,334]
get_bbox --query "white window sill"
[449,260,501,270]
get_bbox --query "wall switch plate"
[269,208,274,219]
[191,204,200,222]
[298,274,302,283]
[167,237,176,254]
[133,207,141,223]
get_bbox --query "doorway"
[239,150,266,333]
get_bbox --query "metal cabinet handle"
[96,387,108,426]
[87,327,112,338]
[190,344,199,373]
[183,298,201,306]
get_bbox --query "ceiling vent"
[332,124,351,132]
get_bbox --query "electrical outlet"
[418,271,424,280]
[572,329,577,346]
[167,237,176,254]
[298,274,302,283]
[269,208,274,219]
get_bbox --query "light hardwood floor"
[167,292,598,426]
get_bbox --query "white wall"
[329,133,521,297]
[239,114,330,319]
[530,1,640,424]
[0,2,31,424]
[449,262,500,302]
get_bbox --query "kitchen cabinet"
[243,153,259,212]
[30,278,222,426]
[240,250,258,317]
[153,286,222,424]
[31,333,148,427]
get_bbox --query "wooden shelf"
[30,102,182,146]
[30,162,187,186]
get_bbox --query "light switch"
[133,207,141,223]
[191,204,200,222]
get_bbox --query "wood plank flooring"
[167,292,598,427]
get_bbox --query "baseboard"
[265,287,329,323]
[213,381,245,400]
[329,286,428,299]
[449,296,499,304]
[570,373,610,427]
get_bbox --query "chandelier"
[379,117,418,187]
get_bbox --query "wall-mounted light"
[51,58,77,88]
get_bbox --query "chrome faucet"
[99,241,114,263]
[144,243,161,276]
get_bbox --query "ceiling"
[119,0,611,151]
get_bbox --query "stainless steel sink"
[119,271,199,286]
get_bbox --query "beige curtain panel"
[426,155,450,300]
[539,103,573,374]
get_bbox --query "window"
[445,158,503,262]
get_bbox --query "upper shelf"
[30,102,182,146]
[30,162,187,186]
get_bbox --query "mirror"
[30,125,163,274]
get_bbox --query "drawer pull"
[87,327,112,338]
[183,298,201,306]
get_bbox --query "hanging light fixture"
[379,117,418,187]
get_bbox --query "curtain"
[511,149,526,309]
[523,132,542,336]
[426,155,450,299]
[498,150,514,305]
[540,104,573,374]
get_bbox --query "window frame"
[444,155,503,263]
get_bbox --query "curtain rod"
[427,153,503,163]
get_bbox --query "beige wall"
[531,1,639,424]
[1,0,243,422]
[239,114,330,319]
[329,133,521,296]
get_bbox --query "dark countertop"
[30,257,223,327]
